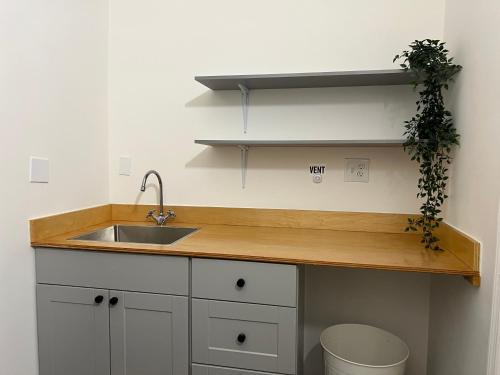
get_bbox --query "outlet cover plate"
[345,158,369,183]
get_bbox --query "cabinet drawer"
[192,259,297,307]
[35,248,189,295]
[192,299,297,374]
[192,364,279,375]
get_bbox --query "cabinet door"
[109,291,189,375]
[37,284,110,375]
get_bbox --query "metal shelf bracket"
[237,84,250,133]
[238,145,249,189]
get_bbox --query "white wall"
[426,1,500,374]
[489,208,500,374]
[108,0,445,213]
[0,1,109,374]
[107,2,445,374]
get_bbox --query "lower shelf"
[194,139,406,188]
[195,139,406,147]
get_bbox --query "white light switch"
[119,156,132,176]
[30,157,49,183]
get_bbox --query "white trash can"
[320,324,409,375]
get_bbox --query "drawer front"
[35,248,189,296]
[192,364,280,375]
[192,259,297,307]
[192,299,296,374]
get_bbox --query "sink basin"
[71,225,198,245]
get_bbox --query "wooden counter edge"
[30,205,111,242]
[111,204,419,234]
[29,239,479,277]
[438,223,481,286]
[30,204,481,285]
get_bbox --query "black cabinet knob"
[237,333,246,344]
[236,278,246,288]
[109,297,119,306]
[94,295,104,304]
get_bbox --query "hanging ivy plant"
[394,39,462,250]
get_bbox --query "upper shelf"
[195,139,406,147]
[195,69,418,90]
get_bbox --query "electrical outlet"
[344,158,370,183]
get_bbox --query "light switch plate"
[344,158,370,183]
[119,156,132,176]
[30,157,49,183]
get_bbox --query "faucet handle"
[146,209,156,219]
[166,209,176,218]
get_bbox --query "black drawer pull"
[109,297,119,306]
[94,295,104,304]
[236,278,246,288]
[237,333,246,344]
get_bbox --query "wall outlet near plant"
[344,158,370,183]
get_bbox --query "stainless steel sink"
[71,225,198,245]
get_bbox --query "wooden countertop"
[30,204,481,285]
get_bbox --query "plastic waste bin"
[320,324,409,375]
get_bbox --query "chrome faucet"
[140,170,176,225]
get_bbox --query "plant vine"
[394,39,462,250]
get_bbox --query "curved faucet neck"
[141,170,164,215]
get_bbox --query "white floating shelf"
[194,70,418,133]
[195,139,406,188]
[195,139,406,147]
[194,70,414,186]
[195,69,418,90]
